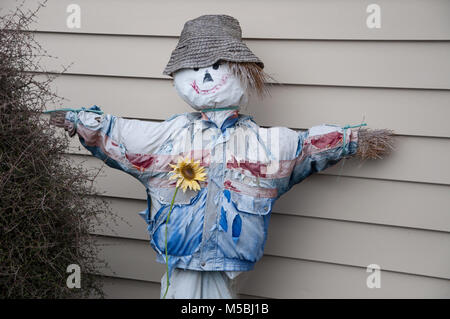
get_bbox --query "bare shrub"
[0,4,112,298]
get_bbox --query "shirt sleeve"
[288,124,359,188]
[65,106,169,184]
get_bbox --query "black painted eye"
[193,67,199,71]
[212,61,221,70]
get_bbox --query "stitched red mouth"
[191,74,230,95]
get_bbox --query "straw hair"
[163,15,264,76]
[227,61,272,97]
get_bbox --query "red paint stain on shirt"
[310,131,342,149]
[224,180,240,192]
[227,157,267,178]
[125,153,155,170]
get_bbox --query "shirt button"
[201,261,206,267]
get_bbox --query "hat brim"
[163,38,264,76]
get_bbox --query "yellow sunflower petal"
[168,156,207,192]
[192,181,200,191]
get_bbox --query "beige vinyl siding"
[4,0,450,40]
[89,177,450,234]
[101,277,161,299]
[95,236,450,299]
[43,74,450,138]
[100,276,261,299]
[6,0,450,298]
[91,195,450,279]
[34,33,450,89]
[68,137,450,185]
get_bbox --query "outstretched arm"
[48,105,168,184]
[288,123,394,189]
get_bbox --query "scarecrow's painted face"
[173,61,247,111]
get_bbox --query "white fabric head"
[173,62,248,111]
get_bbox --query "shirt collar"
[201,109,240,132]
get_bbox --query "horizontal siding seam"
[95,274,269,299]
[29,30,450,43]
[67,152,450,187]
[60,116,450,139]
[322,173,450,188]
[35,70,450,91]
[270,211,450,234]
[36,70,450,93]
[262,253,450,281]
[90,193,450,234]
[92,234,450,281]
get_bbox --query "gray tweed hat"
[163,15,264,76]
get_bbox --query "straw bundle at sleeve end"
[355,128,395,160]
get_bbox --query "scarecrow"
[48,15,394,299]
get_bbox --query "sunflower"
[169,156,207,192]
[162,156,206,298]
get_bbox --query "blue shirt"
[66,106,359,276]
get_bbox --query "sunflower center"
[181,165,195,180]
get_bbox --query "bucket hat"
[163,14,264,76]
